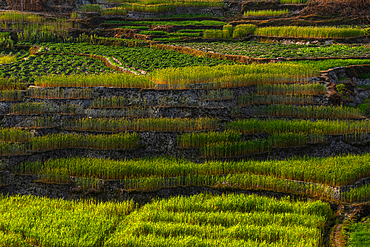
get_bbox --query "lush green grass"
[0,194,136,247]
[106,193,331,246]
[342,217,370,246]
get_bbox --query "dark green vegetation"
[0,53,114,84]
[0,2,370,246]
[36,42,233,72]
[173,42,370,59]
[343,217,370,247]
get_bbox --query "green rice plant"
[91,96,131,108]
[10,102,52,115]
[280,0,306,3]
[114,0,224,12]
[200,133,323,157]
[341,185,370,203]
[257,83,327,95]
[0,90,23,101]
[203,29,229,39]
[0,78,26,90]
[0,55,16,64]
[35,73,153,88]
[0,194,136,246]
[139,30,167,35]
[201,139,271,157]
[85,107,150,118]
[29,132,139,151]
[255,26,366,38]
[107,19,226,26]
[270,133,325,147]
[0,11,43,23]
[238,94,315,105]
[0,230,32,247]
[0,128,32,142]
[151,63,317,88]
[255,105,363,119]
[226,119,370,135]
[244,9,289,17]
[28,88,94,99]
[79,4,102,12]
[64,117,218,132]
[101,7,128,16]
[118,25,150,30]
[106,193,331,246]
[10,102,83,115]
[232,24,257,38]
[178,130,242,148]
[19,153,370,187]
[20,117,59,129]
[341,217,370,247]
[0,141,26,156]
[199,89,233,100]
[284,59,370,71]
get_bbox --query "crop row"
[27,88,95,99]
[2,82,326,103]
[199,133,326,157]
[176,41,370,59]
[256,83,327,95]
[244,9,289,17]
[238,94,316,106]
[40,42,232,73]
[6,117,370,136]
[151,63,318,87]
[255,26,367,38]
[64,117,218,132]
[17,153,370,187]
[226,119,370,135]
[253,105,363,119]
[108,194,329,247]
[10,102,84,115]
[0,89,23,101]
[0,193,329,246]
[0,132,139,155]
[0,54,114,84]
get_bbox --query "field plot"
[0,194,136,247]
[0,194,330,247]
[0,3,370,246]
[173,42,370,59]
[105,193,332,247]
[37,42,233,72]
[0,53,114,84]
[342,216,370,247]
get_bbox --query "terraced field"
[0,2,369,246]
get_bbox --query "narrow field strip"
[17,153,370,187]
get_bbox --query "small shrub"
[336,84,345,94]
[232,24,257,38]
[223,24,233,38]
[203,29,230,39]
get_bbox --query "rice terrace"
[0,0,370,246]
